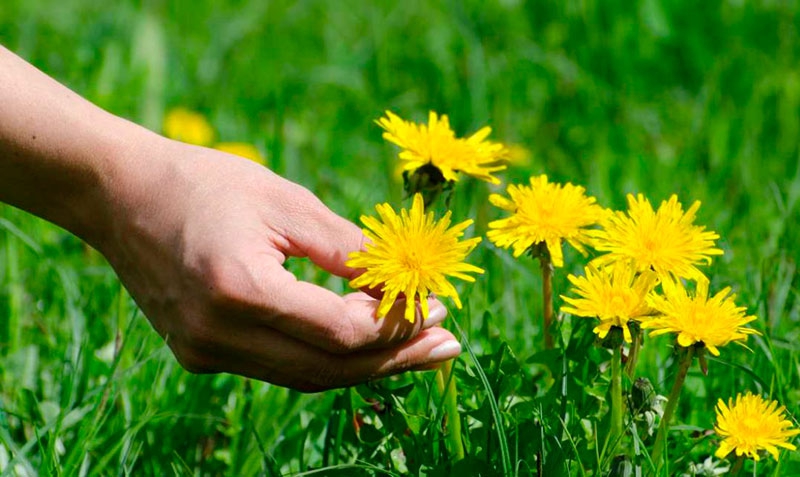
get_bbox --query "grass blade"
[452,318,512,476]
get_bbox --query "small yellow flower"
[642,278,759,356]
[561,263,657,343]
[487,175,607,267]
[505,144,533,167]
[347,193,484,323]
[590,194,723,282]
[214,142,265,165]
[163,108,215,146]
[714,392,799,461]
[377,111,507,184]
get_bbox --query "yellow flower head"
[561,263,657,343]
[163,108,215,146]
[505,144,533,167]
[714,392,799,461]
[377,111,507,184]
[590,194,723,282]
[487,175,608,267]
[641,278,759,356]
[347,193,484,323]
[214,142,265,165]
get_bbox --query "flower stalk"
[436,359,465,461]
[729,455,745,476]
[624,323,642,377]
[609,343,624,453]
[650,345,694,469]
[540,248,555,349]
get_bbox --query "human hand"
[94,133,462,391]
[0,46,460,391]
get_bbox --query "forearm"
[0,45,154,246]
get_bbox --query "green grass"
[2,0,800,475]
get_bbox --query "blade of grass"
[452,318,512,476]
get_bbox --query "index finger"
[252,263,448,354]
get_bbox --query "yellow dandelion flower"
[714,392,799,461]
[163,108,215,146]
[505,143,533,167]
[590,194,723,282]
[641,278,759,356]
[377,111,507,184]
[486,175,608,267]
[214,142,265,165]
[347,193,484,323]
[561,263,657,343]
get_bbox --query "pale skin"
[0,45,462,392]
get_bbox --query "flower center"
[638,234,663,262]
[741,416,761,434]
[400,248,425,271]
[609,294,628,314]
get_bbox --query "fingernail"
[422,301,447,328]
[427,340,462,362]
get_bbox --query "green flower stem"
[624,325,641,378]
[729,454,745,476]
[609,345,624,453]
[540,252,554,349]
[436,359,465,461]
[650,346,694,470]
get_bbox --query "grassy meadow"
[2,0,800,475]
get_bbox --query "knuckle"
[324,317,361,354]
[280,183,321,216]
[287,185,341,230]
[292,184,322,207]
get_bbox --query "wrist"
[0,46,170,251]
[80,122,178,260]
[69,119,165,250]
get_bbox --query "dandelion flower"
[642,278,759,356]
[487,175,607,267]
[163,108,215,146]
[561,263,657,343]
[714,392,799,461]
[505,144,533,167]
[214,142,265,164]
[347,193,484,323]
[590,194,723,282]
[377,111,507,184]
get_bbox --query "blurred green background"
[5,0,800,250]
[1,0,800,474]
